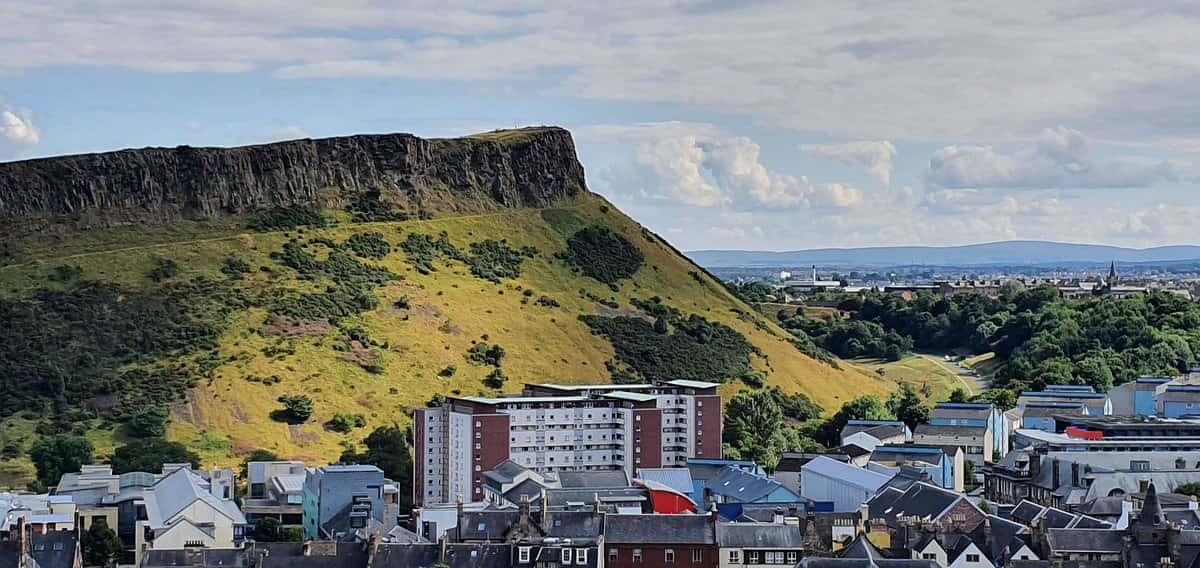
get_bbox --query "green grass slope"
[0,193,892,484]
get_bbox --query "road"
[916,353,989,395]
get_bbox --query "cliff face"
[0,127,587,237]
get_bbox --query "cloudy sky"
[3,1,1199,250]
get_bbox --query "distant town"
[717,262,1198,301]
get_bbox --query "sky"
[3,1,1200,251]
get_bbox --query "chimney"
[1051,459,1060,490]
[593,493,602,517]
[302,540,311,556]
[858,503,869,530]
[774,507,785,525]
[439,534,449,564]
[539,488,548,526]
[709,503,719,523]
[982,518,992,548]
[1191,496,1198,512]
[366,534,379,567]
[456,495,464,543]
[1071,462,1080,486]
[17,517,27,568]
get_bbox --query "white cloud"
[10,3,1200,143]
[799,141,897,185]
[925,127,1176,189]
[600,124,865,211]
[0,105,40,155]
[274,125,309,140]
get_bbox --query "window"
[475,443,481,449]
[967,554,980,562]
[633,549,643,562]
[923,553,937,560]
[729,550,741,564]
[748,551,760,564]
[665,549,675,563]
[1132,460,1151,472]
[787,552,798,563]
[692,549,702,563]
[518,547,531,563]
[609,549,618,562]
[562,549,572,564]
[576,549,588,565]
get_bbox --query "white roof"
[802,456,893,491]
[145,468,245,529]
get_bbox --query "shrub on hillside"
[400,232,463,274]
[273,394,314,424]
[325,413,366,433]
[349,190,408,223]
[127,407,169,437]
[110,438,200,474]
[483,368,508,389]
[535,296,560,307]
[465,240,538,282]
[345,232,391,260]
[147,259,180,282]
[465,342,506,367]
[221,256,251,278]
[247,207,325,231]
[562,226,644,284]
[580,310,760,384]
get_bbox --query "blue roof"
[1025,401,1084,408]
[1044,385,1095,392]
[706,466,796,501]
[1137,377,1173,383]
[802,456,892,492]
[872,446,941,455]
[846,420,906,426]
[320,464,383,473]
[934,403,992,409]
[1021,391,1107,399]
[688,458,756,467]
[1167,386,1200,392]
[636,468,694,496]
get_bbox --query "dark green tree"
[820,396,894,447]
[723,390,785,470]
[82,519,124,567]
[340,425,414,511]
[30,435,94,487]
[254,517,283,541]
[948,388,970,403]
[273,395,314,423]
[110,438,200,474]
[887,382,931,430]
[127,406,169,437]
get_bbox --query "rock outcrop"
[0,127,587,237]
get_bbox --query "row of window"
[517,547,588,565]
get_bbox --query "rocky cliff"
[0,127,587,237]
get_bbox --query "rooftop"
[802,456,893,492]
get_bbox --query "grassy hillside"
[0,193,892,486]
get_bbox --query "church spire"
[1107,261,1118,286]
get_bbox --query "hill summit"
[0,127,887,487]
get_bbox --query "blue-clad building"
[867,445,959,491]
[1134,377,1172,416]
[929,402,1008,459]
[1018,388,1111,415]
[1020,401,1085,431]
[302,464,400,540]
[1162,385,1200,418]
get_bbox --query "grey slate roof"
[978,514,1028,562]
[841,423,908,442]
[868,482,962,525]
[1045,528,1125,553]
[636,468,695,495]
[542,487,649,511]
[542,511,604,539]
[1010,501,1045,525]
[716,522,806,548]
[931,406,992,420]
[558,470,629,488]
[141,548,249,568]
[604,514,715,544]
[454,510,520,541]
[254,542,369,568]
[1067,514,1112,529]
[2,532,80,568]
[370,543,441,568]
[1040,507,1075,529]
[914,424,987,439]
[799,534,937,568]
[707,466,792,502]
[501,478,545,504]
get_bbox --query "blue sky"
[3,1,1199,250]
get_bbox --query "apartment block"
[413,380,722,506]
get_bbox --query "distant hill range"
[687,241,1200,268]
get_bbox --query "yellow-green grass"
[0,194,894,477]
[847,355,966,403]
[965,352,1001,378]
